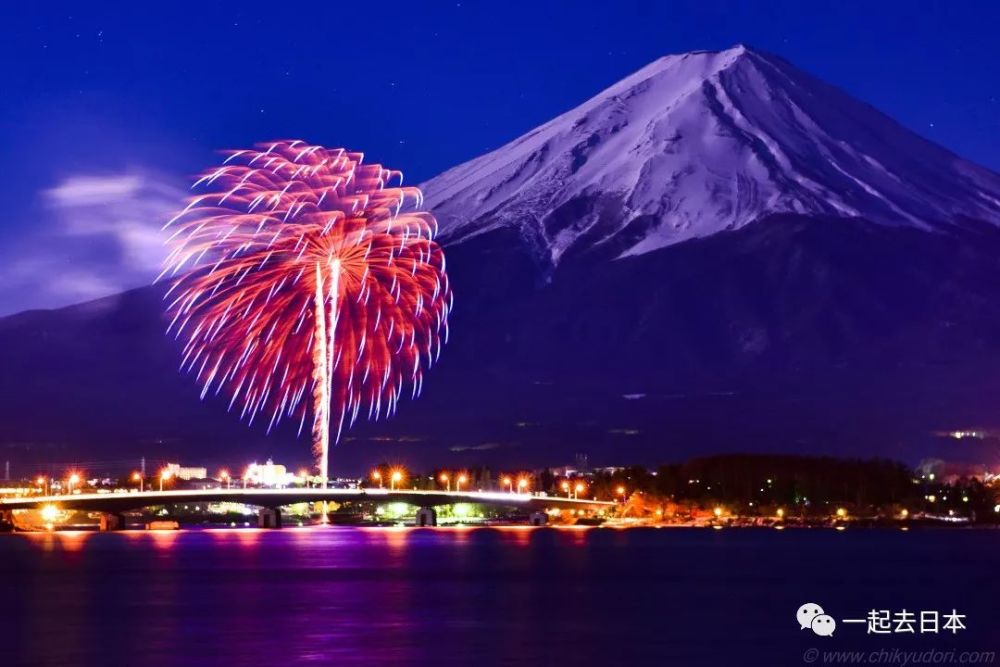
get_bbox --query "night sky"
[2,1,999,315]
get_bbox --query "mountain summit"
[4,46,1000,470]
[423,45,1000,262]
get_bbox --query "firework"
[161,140,452,484]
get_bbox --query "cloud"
[0,171,184,316]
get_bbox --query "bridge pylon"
[258,508,282,529]
[415,507,437,527]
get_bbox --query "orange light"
[616,485,626,496]
[36,476,45,486]
[561,480,570,491]
[219,470,230,479]
[372,470,382,480]
[68,473,80,485]
[298,469,308,478]
[574,482,585,493]
[132,472,141,481]
[161,470,172,480]
[502,476,512,486]
[391,470,403,483]
[517,477,529,491]
[439,472,449,483]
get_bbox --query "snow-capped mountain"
[6,46,1000,470]
[423,45,1000,262]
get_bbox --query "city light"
[36,476,48,495]
[220,470,231,489]
[713,506,723,518]
[40,504,59,522]
[160,469,172,492]
[372,470,383,488]
[456,473,468,491]
[776,508,785,519]
[836,507,847,518]
[561,480,571,498]
[517,477,529,493]
[66,473,81,495]
[390,469,403,490]
[900,508,909,519]
[502,476,513,493]
[132,471,144,492]
[439,472,450,491]
[616,485,626,502]
[573,481,585,499]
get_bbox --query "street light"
[713,506,723,518]
[502,476,513,493]
[160,470,171,492]
[456,473,467,492]
[561,480,571,498]
[219,470,231,489]
[390,469,403,490]
[616,485,626,503]
[132,471,144,493]
[371,469,383,488]
[36,476,48,496]
[573,482,585,500]
[67,473,80,495]
[439,472,450,492]
[298,469,309,487]
[517,477,529,494]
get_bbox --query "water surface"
[2,527,996,666]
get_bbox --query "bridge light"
[40,504,59,523]
[456,473,467,491]
[371,470,383,488]
[836,507,847,519]
[616,485,626,501]
[502,476,513,492]
[160,469,172,492]
[573,482,585,499]
[517,477,529,493]
[390,469,403,490]
[561,480,571,497]
[132,471,145,493]
[776,508,785,519]
[66,473,81,495]
[219,470,231,489]
[439,472,450,491]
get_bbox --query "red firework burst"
[161,140,452,482]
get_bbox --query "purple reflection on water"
[2,527,999,666]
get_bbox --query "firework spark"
[161,140,452,484]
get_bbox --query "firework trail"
[161,140,452,484]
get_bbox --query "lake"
[1,527,996,666]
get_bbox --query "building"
[164,463,208,481]
[245,459,296,487]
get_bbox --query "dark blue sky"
[1,1,999,314]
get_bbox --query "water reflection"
[4,527,998,666]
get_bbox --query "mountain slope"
[423,45,1000,263]
[4,46,1000,473]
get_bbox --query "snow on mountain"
[422,45,1000,262]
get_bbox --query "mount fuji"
[3,45,1000,472]
[424,45,1000,263]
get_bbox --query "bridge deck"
[1,488,614,513]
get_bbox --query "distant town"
[2,453,998,531]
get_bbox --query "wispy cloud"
[0,171,183,316]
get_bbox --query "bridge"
[0,488,615,530]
